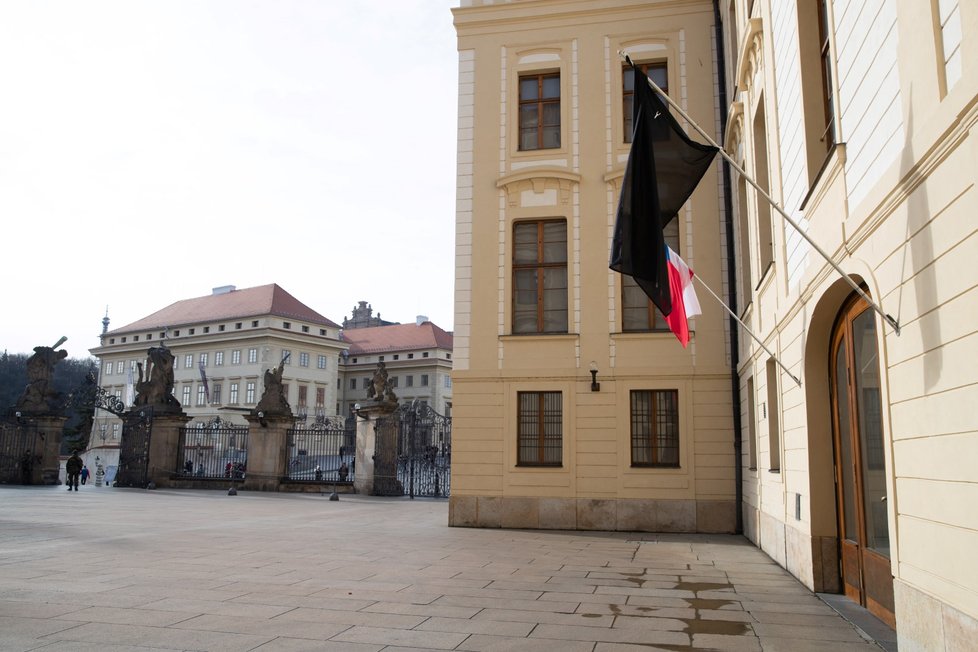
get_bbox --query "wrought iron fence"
[287,416,355,483]
[0,418,41,484]
[176,418,249,480]
[375,401,452,498]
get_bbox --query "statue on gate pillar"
[255,357,291,417]
[365,361,397,406]
[133,345,182,414]
[15,343,68,414]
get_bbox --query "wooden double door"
[829,294,895,627]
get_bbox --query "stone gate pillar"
[243,413,291,491]
[34,415,68,485]
[147,413,192,488]
[353,400,398,495]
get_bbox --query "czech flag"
[664,246,702,347]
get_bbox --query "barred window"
[630,389,680,467]
[517,391,562,466]
[513,220,568,334]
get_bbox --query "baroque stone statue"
[15,345,68,414]
[365,361,397,404]
[133,346,181,413]
[255,358,291,416]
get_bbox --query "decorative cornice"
[736,17,763,93]
[603,168,625,195]
[496,168,581,207]
[725,101,744,154]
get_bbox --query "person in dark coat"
[80,465,90,485]
[65,451,83,491]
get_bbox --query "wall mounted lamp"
[589,361,600,392]
[353,403,369,421]
[257,411,267,428]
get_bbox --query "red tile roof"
[108,284,340,335]
[341,321,453,355]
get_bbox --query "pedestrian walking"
[80,465,90,485]
[65,450,83,491]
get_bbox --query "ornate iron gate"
[0,417,42,484]
[375,402,451,498]
[114,409,153,488]
[287,416,355,483]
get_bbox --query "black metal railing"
[177,420,249,480]
[287,416,355,483]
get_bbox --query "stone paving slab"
[0,486,888,651]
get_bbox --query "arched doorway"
[829,292,894,627]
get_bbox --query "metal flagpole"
[693,275,802,387]
[620,51,900,335]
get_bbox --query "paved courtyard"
[0,485,888,651]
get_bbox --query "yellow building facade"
[450,0,736,533]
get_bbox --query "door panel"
[830,294,894,627]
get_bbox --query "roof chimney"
[212,285,236,295]
[416,315,428,326]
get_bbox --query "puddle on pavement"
[674,581,732,593]
[680,618,749,636]
[685,597,734,610]
[581,613,603,618]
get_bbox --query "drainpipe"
[714,0,743,535]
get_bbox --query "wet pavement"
[0,485,890,651]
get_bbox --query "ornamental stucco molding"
[496,168,581,207]
[736,17,763,93]
[725,101,745,155]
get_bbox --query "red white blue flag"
[663,246,702,348]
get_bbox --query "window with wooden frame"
[513,219,568,334]
[517,391,562,466]
[623,61,668,143]
[817,0,835,150]
[630,389,680,467]
[621,218,680,331]
[519,72,561,150]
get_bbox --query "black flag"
[610,64,718,316]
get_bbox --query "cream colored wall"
[452,0,734,529]
[729,0,978,637]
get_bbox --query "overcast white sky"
[0,0,459,359]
